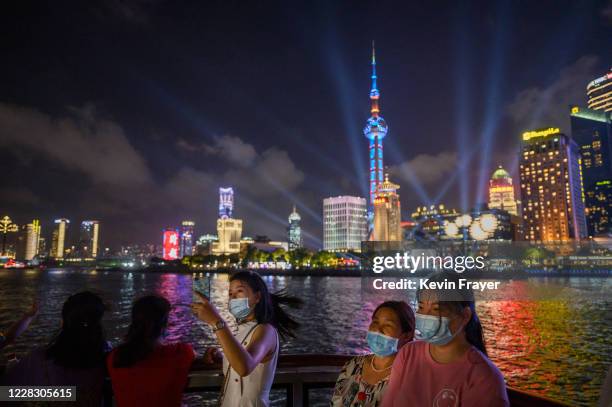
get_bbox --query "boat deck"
[103,354,570,406]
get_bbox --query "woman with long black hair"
[191,270,302,407]
[2,291,109,407]
[381,271,509,407]
[107,295,195,407]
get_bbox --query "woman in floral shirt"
[331,301,414,407]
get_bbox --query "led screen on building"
[163,229,179,260]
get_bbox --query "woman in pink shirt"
[382,271,509,407]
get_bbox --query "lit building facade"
[411,205,459,239]
[585,180,612,236]
[251,238,289,253]
[194,234,218,255]
[519,128,587,242]
[79,220,100,258]
[287,205,302,250]
[373,174,402,241]
[219,187,234,219]
[570,106,612,236]
[180,220,195,257]
[212,186,242,255]
[24,220,41,261]
[51,218,69,259]
[162,228,179,260]
[400,220,417,241]
[119,244,157,260]
[363,43,388,219]
[212,219,243,255]
[488,166,519,216]
[38,237,46,257]
[323,196,368,252]
[587,69,612,112]
[442,208,514,241]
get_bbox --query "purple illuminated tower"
[219,187,234,219]
[363,42,388,217]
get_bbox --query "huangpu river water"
[0,269,610,406]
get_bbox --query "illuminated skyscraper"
[162,228,179,260]
[488,166,518,216]
[38,237,46,256]
[519,128,587,242]
[587,69,612,112]
[373,174,402,241]
[51,218,69,259]
[212,219,242,255]
[570,106,612,235]
[24,220,41,261]
[586,179,612,235]
[219,187,234,219]
[323,196,368,252]
[363,43,388,216]
[213,186,242,255]
[79,220,100,258]
[287,205,302,250]
[180,220,195,257]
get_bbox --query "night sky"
[0,0,610,249]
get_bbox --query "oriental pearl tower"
[364,42,388,228]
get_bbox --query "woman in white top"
[192,270,302,406]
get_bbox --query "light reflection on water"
[0,269,610,406]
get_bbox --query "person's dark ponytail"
[230,271,303,340]
[463,301,487,355]
[270,290,302,339]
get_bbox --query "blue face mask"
[229,297,251,320]
[415,313,458,346]
[366,331,399,357]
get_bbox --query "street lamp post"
[0,216,19,256]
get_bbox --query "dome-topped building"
[488,165,518,216]
[492,166,510,179]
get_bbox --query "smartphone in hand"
[192,274,211,302]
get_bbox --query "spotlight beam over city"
[474,0,512,206]
[452,3,473,213]
[322,35,369,200]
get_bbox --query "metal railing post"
[292,380,303,407]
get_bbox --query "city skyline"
[1,79,609,250]
[0,1,610,247]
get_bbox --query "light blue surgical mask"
[229,297,251,320]
[415,313,458,346]
[366,331,399,357]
